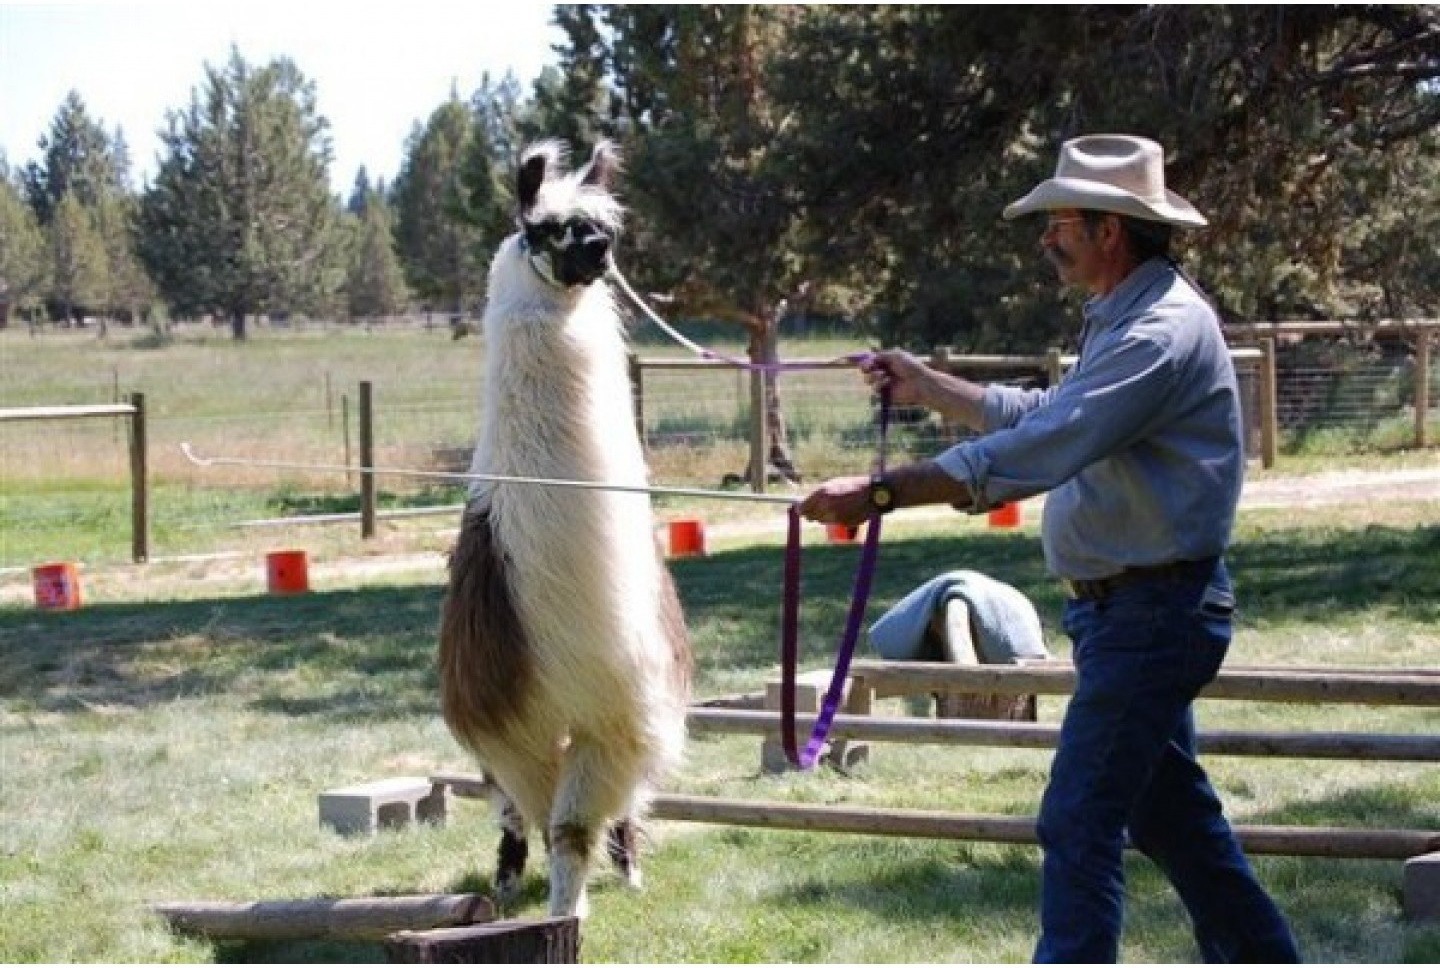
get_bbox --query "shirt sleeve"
[935,325,1179,509]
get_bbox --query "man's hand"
[797,474,873,528]
[859,350,932,408]
[858,348,988,431]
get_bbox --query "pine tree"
[137,48,340,338]
[0,174,47,325]
[391,95,484,316]
[48,192,108,326]
[21,91,123,225]
[346,189,410,321]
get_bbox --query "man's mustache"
[1045,244,1074,268]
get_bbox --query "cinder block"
[761,669,869,773]
[430,771,494,800]
[1404,850,1440,922]
[319,777,448,836]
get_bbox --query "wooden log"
[651,794,1440,860]
[151,894,494,942]
[686,708,1440,762]
[850,660,1440,706]
[385,917,580,963]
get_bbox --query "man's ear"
[1100,213,1124,251]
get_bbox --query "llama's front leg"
[548,739,635,918]
[548,818,598,919]
[494,793,529,907]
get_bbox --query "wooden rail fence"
[0,395,148,562]
[653,659,1440,917]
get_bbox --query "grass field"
[1,495,1437,963]
[3,323,1439,962]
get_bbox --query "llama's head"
[516,140,623,289]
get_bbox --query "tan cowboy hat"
[1004,134,1207,228]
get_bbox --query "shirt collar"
[1082,257,1173,331]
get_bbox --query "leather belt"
[1062,557,1219,602]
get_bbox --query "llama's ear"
[518,151,548,213]
[580,140,619,191]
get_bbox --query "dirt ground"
[1237,465,1440,509]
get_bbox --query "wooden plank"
[686,709,1440,762]
[850,660,1440,706]
[651,794,1440,860]
[0,404,136,422]
[151,894,494,942]
[385,917,580,964]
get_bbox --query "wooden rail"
[686,709,1440,762]
[650,795,1440,861]
[849,660,1440,707]
[0,403,137,422]
[0,396,149,561]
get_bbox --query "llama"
[438,139,692,919]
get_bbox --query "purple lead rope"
[781,385,892,769]
[608,265,892,770]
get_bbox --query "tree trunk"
[743,303,801,487]
[230,309,247,340]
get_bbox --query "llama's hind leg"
[606,817,642,890]
[493,793,529,907]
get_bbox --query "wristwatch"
[868,473,896,516]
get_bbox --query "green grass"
[1,502,1437,962]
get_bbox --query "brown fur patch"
[656,553,694,699]
[439,504,532,747]
[550,822,597,861]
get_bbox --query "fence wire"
[2,345,1436,571]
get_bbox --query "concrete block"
[319,777,448,836]
[1404,850,1440,922]
[761,669,869,773]
[429,771,494,800]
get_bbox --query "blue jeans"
[1033,560,1301,963]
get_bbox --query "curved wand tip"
[178,442,210,466]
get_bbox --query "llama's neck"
[470,275,643,493]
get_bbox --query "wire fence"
[1,330,1436,573]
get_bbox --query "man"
[798,134,1301,963]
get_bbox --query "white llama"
[439,139,692,920]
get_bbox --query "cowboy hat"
[1004,134,1207,228]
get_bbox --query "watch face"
[871,477,893,510]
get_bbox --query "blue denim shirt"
[935,258,1244,580]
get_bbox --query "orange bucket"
[987,502,1022,528]
[826,522,861,544]
[668,519,707,558]
[33,562,82,610]
[266,550,311,594]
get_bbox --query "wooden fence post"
[128,392,149,563]
[359,381,376,539]
[1259,338,1278,469]
[1046,347,1064,388]
[1417,328,1432,449]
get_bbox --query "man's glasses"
[1042,217,1086,236]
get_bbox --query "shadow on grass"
[0,523,1434,721]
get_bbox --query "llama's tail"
[438,504,533,750]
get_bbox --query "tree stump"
[385,916,581,964]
